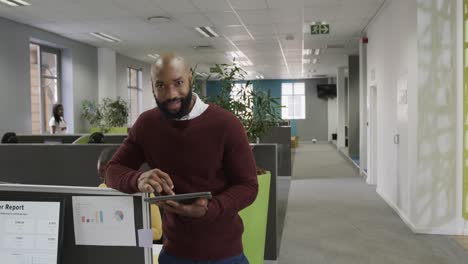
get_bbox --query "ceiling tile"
[173,12,212,27]
[269,8,303,23]
[230,0,268,10]
[206,11,240,26]
[154,0,199,13]
[266,0,303,8]
[247,24,276,35]
[191,0,232,12]
[237,9,271,25]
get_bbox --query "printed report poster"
[0,201,61,264]
[72,196,136,246]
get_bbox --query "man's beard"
[155,89,193,120]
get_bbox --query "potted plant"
[205,63,283,143]
[81,97,129,134]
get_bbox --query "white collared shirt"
[178,93,209,121]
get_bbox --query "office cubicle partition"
[16,134,83,144]
[13,134,127,144]
[0,143,279,261]
[260,126,292,177]
[0,144,121,186]
[251,144,278,261]
[0,184,151,264]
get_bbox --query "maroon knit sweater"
[106,104,258,260]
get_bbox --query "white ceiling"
[0,0,384,79]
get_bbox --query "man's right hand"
[137,169,175,195]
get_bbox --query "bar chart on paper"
[80,210,104,224]
[72,196,136,246]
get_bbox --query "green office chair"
[72,134,90,144]
[239,172,271,264]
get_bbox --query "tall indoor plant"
[81,97,129,134]
[205,63,283,142]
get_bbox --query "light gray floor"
[277,142,468,264]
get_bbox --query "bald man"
[106,54,258,264]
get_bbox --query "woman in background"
[49,103,67,134]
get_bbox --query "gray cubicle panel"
[260,126,292,177]
[16,135,83,144]
[103,134,127,144]
[0,144,122,186]
[0,184,151,264]
[251,144,278,261]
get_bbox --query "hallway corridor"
[278,142,468,264]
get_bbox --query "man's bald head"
[151,53,191,82]
[150,53,194,119]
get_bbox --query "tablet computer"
[144,192,212,204]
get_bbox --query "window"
[127,67,142,125]
[30,43,62,133]
[281,82,305,119]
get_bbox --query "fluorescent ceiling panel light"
[303,49,312,56]
[312,58,318,64]
[148,54,159,59]
[0,0,16,6]
[0,0,30,6]
[90,32,121,42]
[235,51,245,58]
[314,49,320,55]
[204,26,219,37]
[195,26,219,38]
[229,51,245,58]
[195,27,210,38]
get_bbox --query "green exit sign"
[311,24,330,35]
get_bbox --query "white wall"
[98,48,117,101]
[328,98,338,142]
[0,17,98,134]
[367,0,462,234]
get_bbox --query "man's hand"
[160,198,208,218]
[137,169,175,195]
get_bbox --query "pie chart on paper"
[114,210,124,222]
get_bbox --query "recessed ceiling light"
[147,15,172,24]
[314,49,321,55]
[195,26,219,38]
[303,49,312,56]
[90,32,122,43]
[0,0,30,6]
[148,54,160,60]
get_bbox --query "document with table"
[0,200,62,264]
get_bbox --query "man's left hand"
[160,198,208,218]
